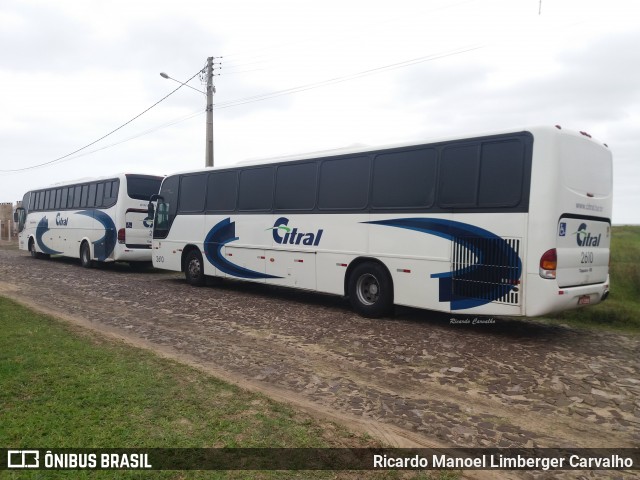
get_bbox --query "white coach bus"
[148,126,612,318]
[15,173,163,268]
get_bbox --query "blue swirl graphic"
[35,216,63,255]
[204,218,281,279]
[366,218,522,310]
[77,210,117,261]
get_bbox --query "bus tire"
[80,241,93,268]
[29,238,38,258]
[185,250,206,287]
[348,262,393,318]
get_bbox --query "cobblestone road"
[1,246,638,478]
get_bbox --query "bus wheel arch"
[182,245,205,287]
[345,258,394,318]
[80,240,93,268]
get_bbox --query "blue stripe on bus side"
[366,218,522,310]
[35,216,63,255]
[77,210,117,261]
[203,217,281,280]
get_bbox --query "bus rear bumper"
[525,274,610,317]
[113,246,153,262]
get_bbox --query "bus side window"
[238,167,274,211]
[478,140,525,207]
[178,174,207,213]
[96,182,105,208]
[318,156,370,210]
[438,144,480,208]
[60,188,68,209]
[206,171,238,211]
[372,148,436,209]
[87,183,97,208]
[73,186,82,208]
[54,189,62,209]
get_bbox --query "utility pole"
[205,56,214,167]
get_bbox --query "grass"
[0,297,449,479]
[547,225,640,333]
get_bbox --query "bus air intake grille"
[451,236,521,306]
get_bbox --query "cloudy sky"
[1,0,638,223]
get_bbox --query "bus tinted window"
[372,149,436,209]
[478,140,524,207]
[275,162,317,211]
[439,144,480,207]
[88,183,97,207]
[127,175,162,201]
[80,185,89,207]
[318,156,370,210]
[95,182,104,208]
[206,171,237,211]
[60,188,68,209]
[104,180,119,207]
[179,174,207,212]
[239,167,274,211]
[54,189,61,209]
[73,186,82,208]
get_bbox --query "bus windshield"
[126,175,163,201]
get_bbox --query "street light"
[159,72,209,95]
[160,58,215,167]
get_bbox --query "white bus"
[15,173,163,268]
[148,126,612,318]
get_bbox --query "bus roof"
[164,125,608,178]
[30,172,164,191]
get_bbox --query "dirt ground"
[1,244,639,476]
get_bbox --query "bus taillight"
[118,228,126,244]
[539,249,557,279]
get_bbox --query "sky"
[0,0,638,223]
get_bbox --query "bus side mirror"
[147,194,163,219]
[14,207,26,232]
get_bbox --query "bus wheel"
[348,262,393,318]
[80,241,93,268]
[29,239,38,258]
[185,250,205,287]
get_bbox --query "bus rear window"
[126,175,163,201]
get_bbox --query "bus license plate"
[578,295,591,305]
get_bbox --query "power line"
[214,45,483,110]
[44,109,206,166]
[3,45,482,174]
[0,67,205,173]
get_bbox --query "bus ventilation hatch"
[451,237,521,306]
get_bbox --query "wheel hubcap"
[189,259,201,277]
[356,273,380,305]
